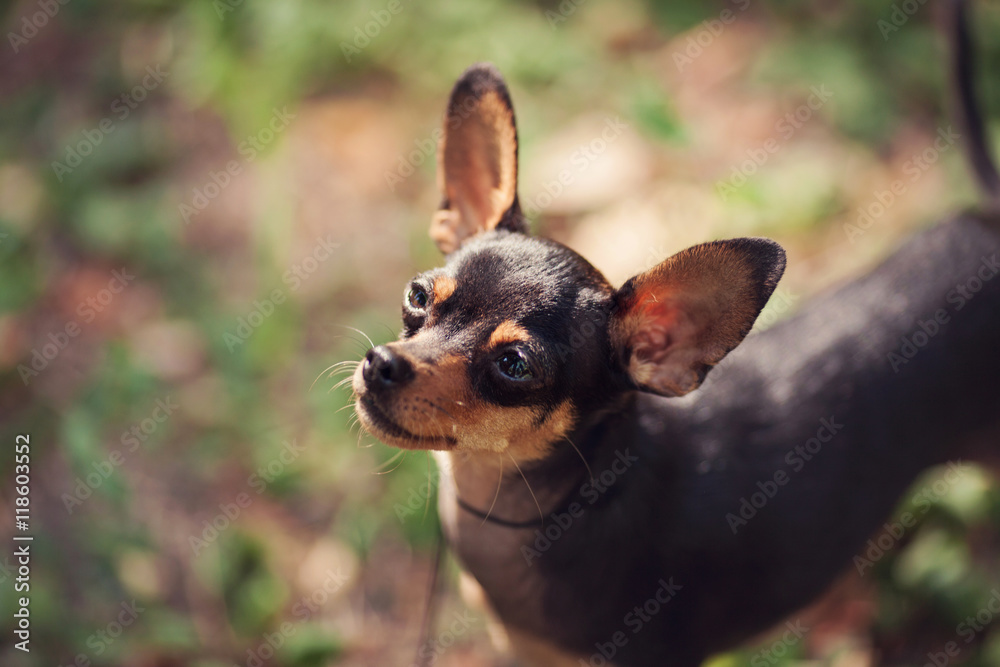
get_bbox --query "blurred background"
[2,0,1000,665]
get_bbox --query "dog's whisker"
[481,454,504,527]
[311,360,359,392]
[372,449,407,475]
[507,451,543,525]
[328,376,355,393]
[563,434,594,485]
[425,400,459,423]
[424,451,434,521]
[338,325,376,350]
[356,427,370,448]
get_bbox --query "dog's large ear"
[611,238,786,397]
[431,63,526,254]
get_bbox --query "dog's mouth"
[355,394,457,449]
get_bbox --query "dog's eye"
[496,351,534,381]
[407,286,429,310]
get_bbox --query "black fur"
[359,4,1000,662]
[521,213,1000,665]
[419,214,1000,665]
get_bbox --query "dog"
[351,2,1000,664]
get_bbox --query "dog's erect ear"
[611,238,786,397]
[431,63,527,254]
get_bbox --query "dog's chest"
[434,456,553,632]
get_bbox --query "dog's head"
[353,64,785,462]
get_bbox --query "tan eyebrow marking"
[434,276,457,303]
[489,320,530,348]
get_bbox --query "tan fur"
[433,275,457,304]
[431,88,518,253]
[430,209,464,255]
[488,320,530,348]
[354,342,575,462]
[611,243,769,396]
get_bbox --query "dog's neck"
[435,441,590,531]
[435,393,636,530]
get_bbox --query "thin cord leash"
[456,496,547,529]
[454,455,599,530]
[950,0,1000,209]
[413,526,447,667]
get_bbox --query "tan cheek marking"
[489,320,530,348]
[379,344,574,460]
[460,401,576,463]
[514,401,576,462]
[433,276,457,303]
[457,405,536,454]
[392,353,474,439]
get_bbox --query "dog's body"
[351,2,1000,664]
[435,214,1000,666]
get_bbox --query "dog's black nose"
[363,346,414,389]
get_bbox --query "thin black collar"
[456,496,547,529]
[455,474,592,529]
[454,430,605,529]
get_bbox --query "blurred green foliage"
[2,0,1000,665]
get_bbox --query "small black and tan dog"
[351,3,1000,664]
